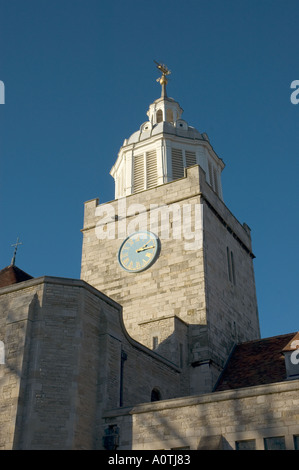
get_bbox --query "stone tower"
[80,64,260,395]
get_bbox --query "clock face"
[118,231,159,273]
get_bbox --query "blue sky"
[0,0,298,339]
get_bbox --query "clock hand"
[136,245,155,253]
[136,241,149,251]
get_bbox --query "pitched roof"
[0,265,33,288]
[214,332,297,392]
[282,331,299,352]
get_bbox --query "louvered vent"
[133,154,145,193]
[171,148,184,180]
[208,161,213,187]
[213,167,219,195]
[185,151,197,167]
[146,150,158,189]
[119,165,125,197]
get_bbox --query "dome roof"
[124,120,207,146]
[120,80,209,148]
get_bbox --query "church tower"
[80,64,260,395]
[110,62,224,200]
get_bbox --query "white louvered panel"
[119,165,124,197]
[133,154,145,193]
[208,161,213,188]
[146,150,158,189]
[213,167,219,195]
[171,148,184,180]
[185,150,197,168]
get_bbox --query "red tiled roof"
[0,265,33,288]
[214,332,297,392]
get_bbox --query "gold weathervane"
[154,61,171,97]
[154,60,171,84]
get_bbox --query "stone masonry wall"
[0,277,181,449]
[0,282,44,450]
[201,172,260,369]
[103,379,299,450]
[81,166,208,340]
[81,165,259,393]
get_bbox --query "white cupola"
[110,63,225,200]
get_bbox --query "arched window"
[156,109,163,123]
[151,388,161,402]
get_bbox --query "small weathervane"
[154,60,171,97]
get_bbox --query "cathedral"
[0,64,298,451]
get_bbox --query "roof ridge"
[236,332,297,347]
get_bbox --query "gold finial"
[154,60,171,97]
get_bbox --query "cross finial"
[11,237,22,266]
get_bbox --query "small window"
[264,436,286,450]
[179,343,183,368]
[153,336,158,350]
[151,388,161,402]
[294,435,299,450]
[233,320,237,339]
[166,109,173,123]
[231,251,236,285]
[156,109,163,123]
[227,247,232,282]
[227,247,236,285]
[236,439,256,450]
[103,425,120,450]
